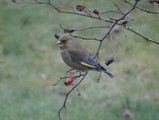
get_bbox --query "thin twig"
[58,72,88,120]
[74,26,110,31]
[59,0,75,8]
[59,24,101,41]
[69,34,100,41]
[53,71,85,86]
[109,34,120,49]
[100,10,123,15]
[126,26,159,45]
[95,0,141,57]
[113,2,123,14]
[124,0,159,14]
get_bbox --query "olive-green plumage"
[57,34,114,78]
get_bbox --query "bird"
[56,34,114,78]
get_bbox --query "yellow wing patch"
[81,62,96,68]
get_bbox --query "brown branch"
[74,26,110,31]
[58,72,88,120]
[69,34,101,41]
[113,2,123,14]
[124,0,159,14]
[95,0,141,57]
[100,10,123,15]
[31,0,117,24]
[59,24,101,41]
[32,0,159,47]
[126,26,159,45]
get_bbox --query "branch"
[74,26,110,31]
[126,26,159,45]
[124,0,159,14]
[59,24,101,41]
[58,72,88,120]
[95,0,141,57]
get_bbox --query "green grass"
[0,0,159,120]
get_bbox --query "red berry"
[64,77,75,86]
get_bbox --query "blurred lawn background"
[0,0,159,120]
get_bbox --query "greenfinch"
[56,34,114,78]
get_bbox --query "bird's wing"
[68,48,98,69]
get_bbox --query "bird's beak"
[56,41,63,47]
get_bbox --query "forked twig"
[58,72,88,120]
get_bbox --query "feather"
[80,62,96,68]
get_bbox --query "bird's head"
[56,35,74,50]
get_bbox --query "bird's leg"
[53,69,75,86]
[53,69,74,86]
[71,70,80,77]
[63,70,85,86]
[53,69,78,86]
[67,69,80,77]
[65,69,74,75]
[65,69,78,77]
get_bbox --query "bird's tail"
[103,70,114,78]
[100,66,114,78]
